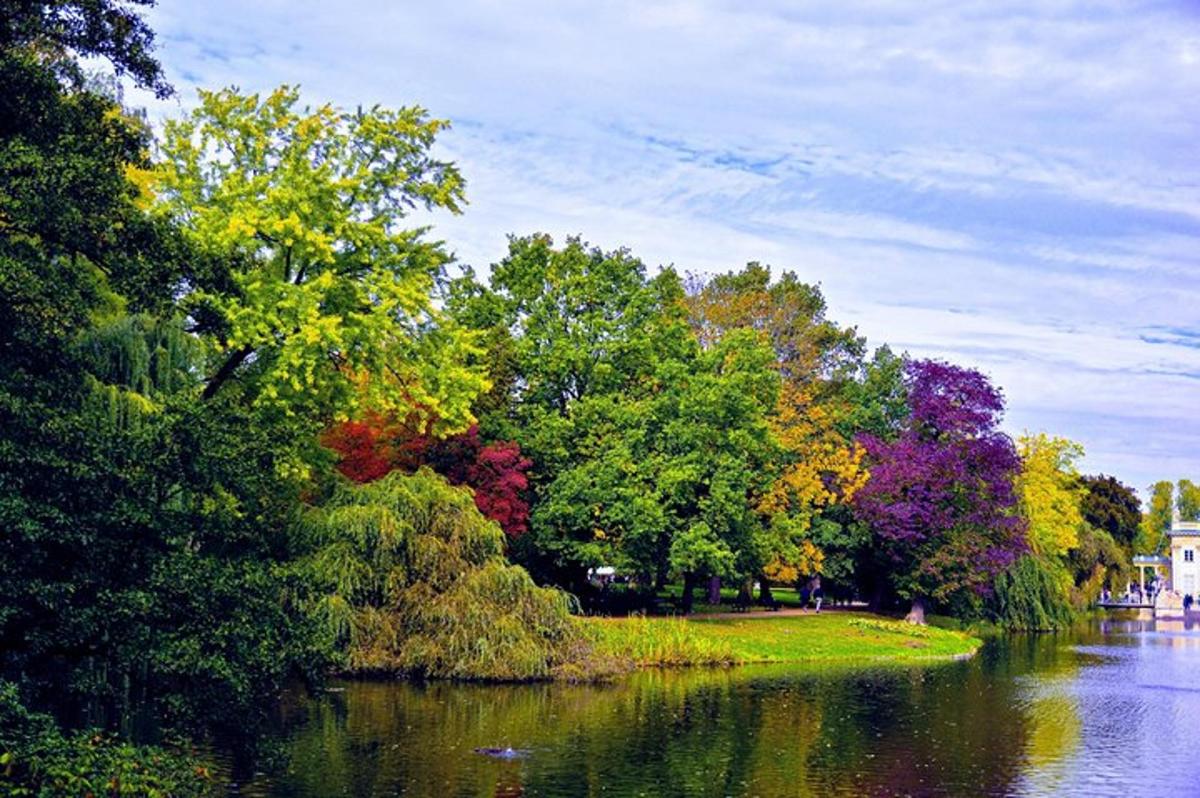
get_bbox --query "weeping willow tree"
[299,469,595,681]
[77,313,202,429]
[992,556,1075,631]
[991,435,1086,631]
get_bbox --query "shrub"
[298,469,595,681]
[0,682,214,797]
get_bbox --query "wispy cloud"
[131,0,1200,494]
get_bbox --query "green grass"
[586,611,981,669]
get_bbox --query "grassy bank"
[585,611,981,668]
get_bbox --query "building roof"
[1169,521,1200,537]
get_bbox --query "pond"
[231,616,1200,797]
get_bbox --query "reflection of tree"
[251,658,1039,797]
[1023,694,1082,788]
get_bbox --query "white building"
[1169,520,1200,598]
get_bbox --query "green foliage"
[0,682,214,797]
[685,262,864,388]
[836,345,908,441]
[298,470,591,680]
[153,85,487,432]
[1079,474,1140,551]
[1138,480,1174,554]
[451,236,782,595]
[992,556,1074,631]
[1177,479,1200,522]
[0,0,170,96]
[0,55,330,740]
[1070,525,1130,603]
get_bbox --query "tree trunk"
[868,583,885,614]
[905,596,928,625]
[707,576,722,605]
[736,580,753,609]
[758,577,775,606]
[681,572,697,615]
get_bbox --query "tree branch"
[201,344,254,400]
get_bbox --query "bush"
[0,682,215,797]
[299,469,601,681]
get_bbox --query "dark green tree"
[1078,474,1141,551]
[448,236,781,609]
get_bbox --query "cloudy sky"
[133,1,1200,494]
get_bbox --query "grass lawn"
[585,611,981,669]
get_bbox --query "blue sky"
[133,1,1200,495]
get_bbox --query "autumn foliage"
[322,417,532,538]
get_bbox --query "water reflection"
[239,619,1200,797]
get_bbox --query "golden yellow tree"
[1016,433,1085,558]
[685,264,867,586]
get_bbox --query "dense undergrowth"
[0,683,214,798]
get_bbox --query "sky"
[130,0,1200,495]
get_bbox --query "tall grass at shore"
[586,615,738,666]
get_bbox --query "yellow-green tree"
[1016,433,1085,558]
[992,434,1087,629]
[1177,479,1200,521]
[152,86,488,434]
[1137,480,1174,554]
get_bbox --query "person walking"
[813,584,824,614]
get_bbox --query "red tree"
[322,419,532,538]
[319,420,393,483]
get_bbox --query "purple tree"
[852,360,1026,623]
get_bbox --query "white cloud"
[130,0,1200,494]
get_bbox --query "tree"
[1,0,171,96]
[1015,434,1084,559]
[1138,480,1174,554]
[1079,474,1141,552]
[448,237,782,609]
[321,418,533,538]
[297,470,585,680]
[152,86,487,434]
[685,262,864,388]
[852,360,1026,623]
[991,434,1086,630]
[685,264,867,600]
[1177,479,1200,522]
[836,346,909,441]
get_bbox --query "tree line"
[0,1,1163,792]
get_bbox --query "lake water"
[233,616,1200,797]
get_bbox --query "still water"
[236,617,1200,797]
